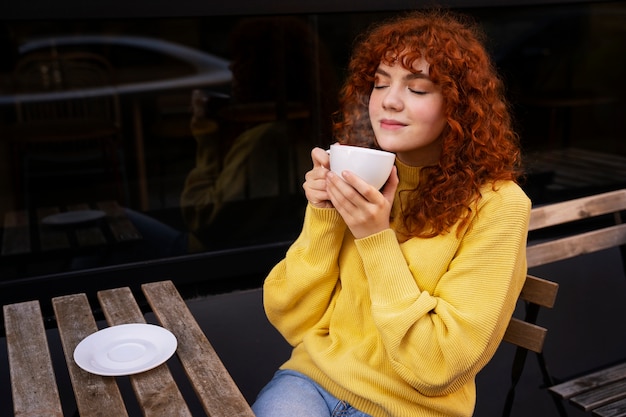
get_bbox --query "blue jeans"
[252,369,372,417]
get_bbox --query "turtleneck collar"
[394,157,424,191]
[389,158,427,241]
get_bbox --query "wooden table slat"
[52,293,129,417]
[142,280,255,417]
[3,300,63,417]
[97,287,192,417]
[97,286,145,323]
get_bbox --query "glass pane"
[0,2,625,288]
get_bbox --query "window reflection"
[0,3,625,282]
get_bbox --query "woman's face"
[368,58,447,166]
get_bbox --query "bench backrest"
[505,188,626,353]
[526,189,626,268]
[500,188,626,417]
[502,274,558,353]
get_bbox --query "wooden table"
[3,280,255,417]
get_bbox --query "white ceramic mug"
[329,143,395,190]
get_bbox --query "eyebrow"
[375,67,430,81]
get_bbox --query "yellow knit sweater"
[263,159,531,417]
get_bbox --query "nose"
[381,86,404,111]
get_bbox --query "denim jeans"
[252,369,373,417]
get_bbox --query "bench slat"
[570,378,626,411]
[519,274,559,308]
[527,223,626,268]
[97,287,192,417]
[3,300,63,417]
[502,317,547,353]
[528,189,626,231]
[550,362,626,399]
[593,396,626,417]
[142,280,255,417]
[52,293,129,417]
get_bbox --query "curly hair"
[333,10,523,238]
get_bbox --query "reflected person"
[125,16,338,259]
[180,16,338,251]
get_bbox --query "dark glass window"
[0,1,625,298]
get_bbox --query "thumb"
[311,147,330,169]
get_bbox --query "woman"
[254,10,531,417]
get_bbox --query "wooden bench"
[3,280,254,417]
[506,188,626,417]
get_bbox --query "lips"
[379,118,407,130]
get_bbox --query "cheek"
[426,114,447,140]
[421,100,446,127]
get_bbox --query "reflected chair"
[9,49,128,209]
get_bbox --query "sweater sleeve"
[357,183,531,396]
[263,204,347,346]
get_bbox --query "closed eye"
[408,88,427,95]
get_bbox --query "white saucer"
[73,323,177,376]
[42,210,106,226]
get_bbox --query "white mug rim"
[329,143,395,157]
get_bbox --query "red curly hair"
[334,10,522,238]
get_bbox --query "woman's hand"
[327,166,399,239]
[303,147,333,209]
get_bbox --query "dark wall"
[1,0,609,19]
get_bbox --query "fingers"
[304,171,329,205]
[326,170,365,212]
[326,169,394,239]
[328,169,383,205]
[303,147,332,208]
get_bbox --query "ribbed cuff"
[354,229,421,306]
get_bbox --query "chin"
[375,141,402,154]
[373,136,395,152]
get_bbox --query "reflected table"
[1,201,141,277]
[3,279,254,417]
